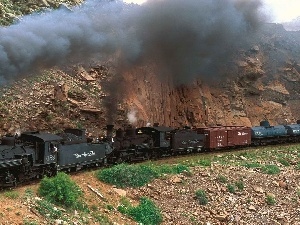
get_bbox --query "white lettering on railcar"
[238,132,248,136]
[74,151,96,159]
[46,155,56,161]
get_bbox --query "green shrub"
[97,163,190,188]
[93,213,112,224]
[97,164,159,188]
[35,199,64,220]
[278,158,290,166]
[227,184,236,193]
[266,194,276,205]
[217,174,228,183]
[242,162,261,168]
[235,180,245,191]
[195,189,208,205]
[296,162,300,170]
[197,159,211,167]
[118,197,162,225]
[297,189,300,198]
[38,172,84,209]
[261,165,280,175]
[23,220,39,225]
[4,190,19,199]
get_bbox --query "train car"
[197,126,251,150]
[284,122,300,142]
[107,125,153,163]
[56,129,112,171]
[0,135,37,186]
[136,124,174,157]
[251,121,288,145]
[171,128,205,153]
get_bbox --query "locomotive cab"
[136,126,174,149]
[20,132,63,164]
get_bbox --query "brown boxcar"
[197,126,251,150]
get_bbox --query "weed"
[38,172,85,210]
[266,194,276,205]
[295,162,300,170]
[238,152,257,160]
[23,220,39,225]
[106,204,114,211]
[93,213,112,224]
[90,204,98,211]
[118,197,162,225]
[34,199,64,221]
[227,184,236,193]
[242,162,261,169]
[195,189,208,205]
[4,190,19,199]
[23,188,35,200]
[297,189,300,198]
[235,180,245,191]
[197,159,211,167]
[217,174,228,183]
[278,158,290,166]
[261,165,280,175]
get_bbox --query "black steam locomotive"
[0,129,113,187]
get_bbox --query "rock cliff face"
[122,23,300,128]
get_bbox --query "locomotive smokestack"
[106,125,114,141]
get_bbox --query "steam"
[0,0,265,84]
[127,109,138,124]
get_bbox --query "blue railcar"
[251,121,288,145]
[251,125,287,139]
[284,124,300,136]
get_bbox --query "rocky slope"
[1,146,300,225]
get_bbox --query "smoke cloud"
[0,0,265,84]
[127,108,138,124]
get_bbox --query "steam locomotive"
[0,120,299,187]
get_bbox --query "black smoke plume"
[0,0,265,84]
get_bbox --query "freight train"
[0,120,299,187]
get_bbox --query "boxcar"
[197,126,251,150]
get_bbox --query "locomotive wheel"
[116,153,126,164]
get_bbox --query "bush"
[195,189,208,205]
[4,190,19,199]
[118,197,162,225]
[38,172,84,209]
[97,163,190,188]
[278,158,290,166]
[295,162,300,170]
[217,175,228,183]
[97,164,159,188]
[227,184,236,193]
[235,180,245,191]
[266,194,276,205]
[34,199,64,220]
[242,162,261,169]
[197,159,211,167]
[261,165,280,175]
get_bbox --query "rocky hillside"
[0,1,300,136]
